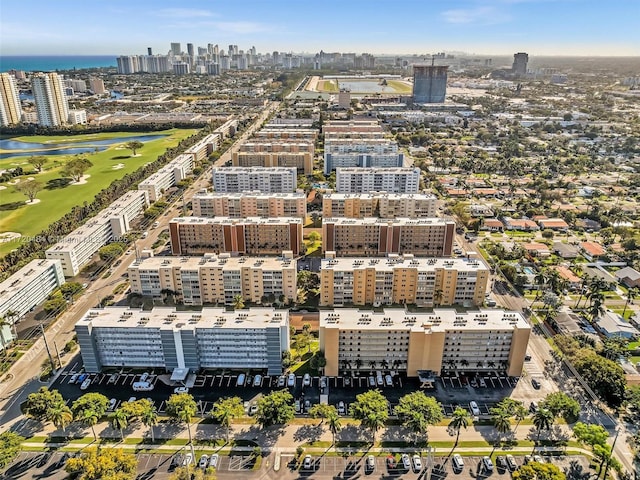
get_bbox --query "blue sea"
[0,56,117,73]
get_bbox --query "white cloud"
[442,6,511,25]
[156,8,215,18]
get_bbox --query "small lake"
[0,134,167,160]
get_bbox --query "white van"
[133,381,154,392]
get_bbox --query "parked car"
[366,455,375,472]
[343,377,351,386]
[482,456,494,472]
[182,453,193,466]
[208,454,219,468]
[140,372,149,382]
[107,373,118,384]
[198,455,209,469]
[533,455,544,464]
[452,454,464,471]
[386,456,396,469]
[236,373,246,386]
[384,374,393,387]
[80,378,91,390]
[253,374,262,387]
[69,374,79,384]
[401,454,411,470]
[320,377,327,389]
[412,455,422,472]
[337,401,346,415]
[77,373,88,384]
[287,373,296,387]
[469,401,481,416]
[108,398,117,411]
[174,386,189,394]
[376,372,384,386]
[303,454,313,469]
[506,454,517,471]
[127,396,137,403]
[478,377,487,387]
[524,455,532,465]
[277,375,286,387]
[132,381,153,392]
[368,376,376,387]
[295,399,301,413]
[531,378,541,389]
[170,454,183,469]
[303,373,311,386]
[249,404,258,416]
[496,455,507,469]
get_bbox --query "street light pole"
[602,427,620,479]
[40,323,56,373]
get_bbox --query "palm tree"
[354,358,363,371]
[380,359,389,370]
[210,396,244,443]
[79,410,99,441]
[588,297,606,322]
[47,404,73,434]
[232,294,245,310]
[513,404,528,432]
[327,412,342,448]
[491,410,511,443]
[167,393,197,461]
[574,275,591,308]
[622,286,638,317]
[368,360,377,370]
[449,407,470,447]
[141,402,158,443]
[532,408,554,443]
[110,408,129,440]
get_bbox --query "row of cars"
[69,373,92,390]
[171,452,218,470]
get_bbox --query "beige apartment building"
[128,252,297,305]
[232,141,314,174]
[322,192,437,218]
[192,191,306,219]
[169,217,303,256]
[322,217,455,257]
[320,308,530,378]
[320,255,489,307]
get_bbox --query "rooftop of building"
[0,259,61,303]
[323,217,452,226]
[78,306,289,330]
[323,191,436,200]
[336,167,420,174]
[321,254,488,273]
[171,216,303,225]
[320,308,528,332]
[212,166,297,174]
[130,253,295,271]
[193,190,306,199]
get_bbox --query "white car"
[69,374,79,384]
[303,373,311,386]
[303,455,313,469]
[249,404,258,416]
[412,455,423,472]
[174,386,189,394]
[140,372,149,382]
[469,401,481,416]
[128,396,137,403]
[287,373,296,387]
[253,374,262,387]
[277,375,286,387]
[108,398,117,411]
[236,373,246,386]
[198,454,209,469]
[80,378,91,390]
[385,374,393,387]
[182,453,193,466]
[401,454,411,470]
[337,401,346,415]
[452,454,465,470]
[208,454,219,468]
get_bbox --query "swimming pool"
[522,266,536,275]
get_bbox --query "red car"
[386,456,397,469]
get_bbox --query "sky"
[1,0,638,57]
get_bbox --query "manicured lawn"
[385,80,412,94]
[319,80,339,92]
[0,129,196,256]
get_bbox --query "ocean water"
[0,56,117,73]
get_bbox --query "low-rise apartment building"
[46,190,149,277]
[128,252,297,305]
[232,141,314,174]
[0,259,65,347]
[169,216,303,256]
[336,167,421,194]
[319,308,530,377]
[193,190,306,218]
[322,217,455,257]
[320,255,489,307]
[138,154,193,202]
[322,192,437,218]
[324,139,404,174]
[76,307,289,375]
[212,167,297,193]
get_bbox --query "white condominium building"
[0,259,65,347]
[324,139,404,174]
[336,167,421,194]
[322,192,437,218]
[31,72,69,127]
[128,252,297,305]
[320,254,489,307]
[320,308,530,378]
[46,190,149,277]
[192,190,306,219]
[76,307,290,375]
[0,73,23,126]
[138,154,193,202]
[212,167,297,193]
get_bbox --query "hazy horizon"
[1,0,638,57]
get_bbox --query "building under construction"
[412,64,448,103]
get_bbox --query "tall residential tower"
[412,64,448,103]
[0,73,23,126]
[31,72,69,126]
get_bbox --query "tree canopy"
[63,157,93,183]
[256,389,295,427]
[0,431,24,468]
[71,392,110,420]
[349,390,389,440]
[540,392,581,421]
[394,391,444,435]
[65,447,137,480]
[166,393,197,424]
[14,179,43,203]
[23,387,66,421]
[512,461,566,480]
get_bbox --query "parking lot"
[4,451,592,480]
[52,359,527,421]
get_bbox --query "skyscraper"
[147,47,153,56]
[0,73,23,126]
[170,42,181,55]
[512,52,529,76]
[31,72,69,127]
[412,64,448,103]
[187,43,194,61]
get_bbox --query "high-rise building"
[212,167,297,193]
[170,42,181,55]
[147,47,153,56]
[0,73,23,126]
[233,140,314,174]
[412,64,448,103]
[335,167,421,194]
[89,77,106,94]
[319,309,530,377]
[31,72,69,127]
[116,55,139,74]
[322,192,437,218]
[512,52,529,76]
[192,191,306,219]
[187,43,194,63]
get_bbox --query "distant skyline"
[1,0,638,57]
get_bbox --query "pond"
[0,134,167,160]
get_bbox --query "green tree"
[532,408,554,443]
[98,243,125,262]
[28,155,47,172]
[63,157,93,182]
[71,392,110,441]
[14,179,43,203]
[23,387,66,422]
[449,407,471,446]
[47,404,73,433]
[622,286,638,317]
[125,140,144,156]
[490,408,512,442]
[65,447,137,480]
[210,396,244,442]
[256,389,295,428]
[309,403,337,424]
[166,393,198,460]
[572,422,608,449]
[540,392,580,421]
[0,431,24,468]
[110,408,129,440]
[308,231,320,244]
[572,349,626,407]
[139,399,158,443]
[512,461,566,480]
[349,390,389,442]
[327,411,342,447]
[232,294,245,310]
[394,392,444,438]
